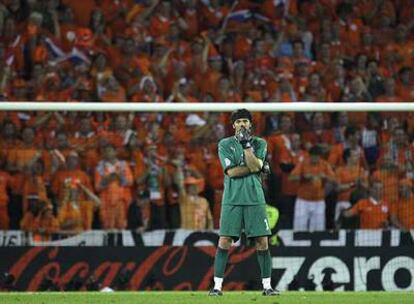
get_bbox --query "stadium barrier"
[0,229,413,292]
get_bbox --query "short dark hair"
[231,109,252,124]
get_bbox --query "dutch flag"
[227,10,252,23]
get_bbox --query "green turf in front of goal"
[1,291,414,304]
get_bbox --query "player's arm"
[219,140,252,178]
[244,136,267,173]
[226,166,252,178]
[244,148,263,173]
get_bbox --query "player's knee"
[255,237,269,250]
[218,237,233,249]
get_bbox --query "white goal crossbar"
[0,102,412,112]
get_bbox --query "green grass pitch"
[1,291,413,304]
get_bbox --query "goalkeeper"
[209,109,279,296]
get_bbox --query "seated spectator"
[342,180,390,229]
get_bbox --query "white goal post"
[0,102,412,112]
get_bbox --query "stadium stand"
[0,0,413,235]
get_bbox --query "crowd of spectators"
[1,0,414,102]
[0,0,414,235]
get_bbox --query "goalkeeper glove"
[236,126,252,149]
[262,161,271,175]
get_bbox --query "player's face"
[233,118,251,134]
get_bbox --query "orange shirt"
[100,87,126,102]
[20,212,37,232]
[7,147,43,171]
[396,83,414,101]
[266,133,291,175]
[79,200,95,230]
[348,112,368,127]
[58,201,83,232]
[33,214,59,241]
[233,36,252,60]
[290,159,335,201]
[335,165,368,202]
[22,175,48,212]
[179,194,213,230]
[382,33,414,60]
[349,198,390,229]
[0,171,12,205]
[372,169,400,203]
[328,144,367,168]
[375,95,404,103]
[391,196,414,229]
[149,15,171,38]
[205,158,224,190]
[182,9,199,38]
[302,129,335,148]
[95,160,133,207]
[69,132,98,151]
[201,5,228,29]
[199,69,222,95]
[280,149,308,196]
[51,169,92,201]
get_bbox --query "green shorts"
[219,204,271,240]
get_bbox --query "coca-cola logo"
[6,246,257,291]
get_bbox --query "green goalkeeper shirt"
[218,136,267,205]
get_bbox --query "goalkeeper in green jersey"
[209,109,279,297]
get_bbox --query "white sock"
[214,277,223,290]
[262,278,272,290]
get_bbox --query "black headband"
[231,109,252,124]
